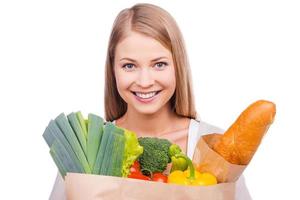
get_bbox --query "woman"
[50,3,252,199]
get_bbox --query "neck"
[116,103,178,137]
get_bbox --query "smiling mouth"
[131,90,162,99]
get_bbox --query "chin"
[133,105,161,115]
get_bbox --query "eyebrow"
[119,56,168,62]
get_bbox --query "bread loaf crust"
[213,100,276,165]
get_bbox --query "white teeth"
[135,92,157,99]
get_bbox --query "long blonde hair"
[104,3,196,121]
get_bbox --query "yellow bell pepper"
[168,154,217,186]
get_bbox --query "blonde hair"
[104,3,196,121]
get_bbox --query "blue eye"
[122,63,135,71]
[154,62,168,69]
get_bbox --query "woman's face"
[114,31,176,115]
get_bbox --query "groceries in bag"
[43,99,276,189]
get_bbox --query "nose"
[136,68,155,87]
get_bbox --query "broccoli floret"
[139,148,169,173]
[138,137,172,173]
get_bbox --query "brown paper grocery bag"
[193,134,247,183]
[65,173,235,200]
[65,134,247,200]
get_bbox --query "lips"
[131,90,161,100]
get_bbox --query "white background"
[0,0,299,199]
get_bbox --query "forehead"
[115,31,172,60]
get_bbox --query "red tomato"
[128,161,151,181]
[132,160,140,169]
[152,173,168,183]
[128,172,151,181]
[130,161,140,173]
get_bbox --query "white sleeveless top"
[49,119,252,200]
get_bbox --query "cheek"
[115,72,132,103]
[114,69,134,92]
[157,68,176,91]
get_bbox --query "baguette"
[213,100,276,165]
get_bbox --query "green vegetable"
[100,129,116,175]
[43,120,84,176]
[138,137,172,173]
[107,132,125,176]
[92,122,113,174]
[86,114,104,171]
[76,111,88,138]
[55,113,91,173]
[169,144,188,172]
[50,140,84,174]
[121,129,144,177]
[170,156,188,172]
[50,146,67,177]
[169,144,182,157]
[43,112,143,179]
[99,124,126,175]
[67,112,87,156]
